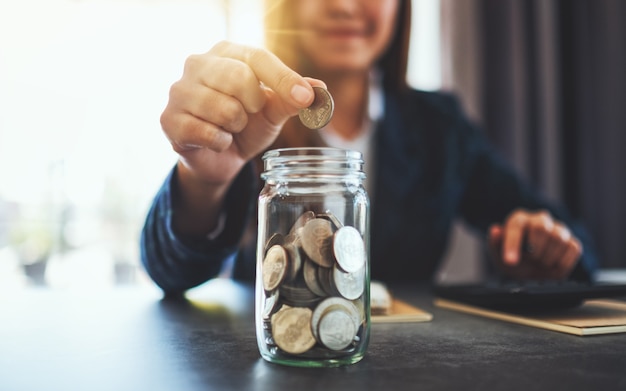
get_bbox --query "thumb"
[234,80,325,160]
[262,77,327,128]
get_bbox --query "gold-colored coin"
[317,265,335,296]
[298,87,334,129]
[271,307,316,354]
[283,242,303,282]
[317,211,344,230]
[303,259,327,297]
[262,245,288,291]
[300,218,334,268]
[264,233,284,253]
[289,211,316,235]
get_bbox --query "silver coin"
[262,245,288,291]
[351,297,366,323]
[298,87,334,130]
[333,226,366,273]
[332,264,365,300]
[300,218,335,268]
[310,297,360,341]
[317,309,358,351]
[262,289,281,319]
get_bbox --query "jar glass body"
[255,147,370,367]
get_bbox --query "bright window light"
[0,0,440,290]
[408,0,442,90]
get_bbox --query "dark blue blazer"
[141,89,597,294]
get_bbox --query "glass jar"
[255,147,370,367]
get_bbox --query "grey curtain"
[441,0,626,268]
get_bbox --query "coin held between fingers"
[298,87,334,129]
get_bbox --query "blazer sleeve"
[140,162,257,295]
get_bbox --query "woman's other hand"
[488,209,583,280]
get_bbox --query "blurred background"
[0,0,623,291]
[0,0,441,290]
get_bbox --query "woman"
[141,0,597,294]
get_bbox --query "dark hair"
[264,0,412,92]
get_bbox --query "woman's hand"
[159,41,325,237]
[161,41,325,186]
[488,209,583,280]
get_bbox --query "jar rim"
[262,147,362,161]
[261,147,365,181]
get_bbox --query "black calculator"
[433,279,626,311]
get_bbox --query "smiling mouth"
[321,29,369,41]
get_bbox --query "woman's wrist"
[172,161,233,239]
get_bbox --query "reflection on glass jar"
[255,147,370,367]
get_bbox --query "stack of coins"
[261,210,367,356]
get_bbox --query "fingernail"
[505,251,518,265]
[291,84,312,106]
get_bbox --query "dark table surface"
[2,278,625,391]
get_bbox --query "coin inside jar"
[262,245,288,291]
[332,264,365,300]
[318,308,357,351]
[259,210,367,359]
[298,87,334,129]
[333,226,366,273]
[300,218,334,268]
[271,307,316,355]
[310,297,361,341]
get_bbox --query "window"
[408,0,442,90]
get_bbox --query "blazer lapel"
[371,91,424,263]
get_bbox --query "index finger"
[502,211,530,265]
[212,41,315,109]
